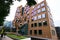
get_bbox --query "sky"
[5,0,60,26]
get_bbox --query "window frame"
[42,13,46,18]
[41,7,46,12]
[43,21,47,26]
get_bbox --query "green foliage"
[7,34,26,40]
[0,0,13,26]
[17,0,37,7]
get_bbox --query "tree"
[0,0,13,26]
[17,0,37,7]
[26,0,37,6]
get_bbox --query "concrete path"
[0,35,13,40]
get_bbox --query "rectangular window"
[38,15,41,19]
[27,16,30,19]
[31,24,33,27]
[52,30,55,35]
[32,17,34,21]
[42,7,46,12]
[38,9,41,14]
[34,23,37,27]
[39,30,42,35]
[33,11,36,16]
[41,2,45,7]
[34,16,37,20]
[34,30,37,35]
[43,21,47,26]
[34,8,37,11]
[37,5,40,9]
[30,30,32,34]
[16,8,20,13]
[38,22,42,26]
[42,14,46,18]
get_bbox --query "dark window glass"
[34,30,37,35]
[38,22,42,26]
[30,30,32,34]
[32,19,34,21]
[43,21,47,26]
[31,24,33,27]
[34,23,37,27]
[39,30,42,35]
[28,20,29,23]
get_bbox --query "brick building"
[13,0,58,40]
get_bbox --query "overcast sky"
[5,0,60,26]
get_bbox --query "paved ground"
[0,35,13,40]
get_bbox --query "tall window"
[42,7,46,12]
[34,8,37,11]
[27,16,30,19]
[38,9,41,14]
[42,14,46,18]
[52,30,55,35]
[38,22,42,26]
[38,15,41,19]
[34,23,37,27]
[32,17,34,21]
[16,8,20,13]
[34,30,37,35]
[33,11,36,16]
[38,30,42,35]
[41,2,45,7]
[43,21,47,26]
[31,24,33,27]
[30,30,32,34]
[34,16,37,20]
[37,5,40,9]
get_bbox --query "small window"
[16,8,20,13]
[20,24,22,25]
[34,8,37,11]
[34,16,37,20]
[43,21,47,26]
[28,20,29,23]
[24,17,26,21]
[52,30,55,35]
[41,2,45,7]
[31,24,33,27]
[32,17,34,21]
[38,9,41,14]
[37,5,40,9]
[33,11,36,16]
[42,7,46,12]
[38,22,42,26]
[16,19,19,22]
[42,14,46,18]
[38,15,41,19]
[39,30,42,35]
[30,30,32,34]
[27,16,30,19]
[34,30,37,35]
[34,23,37,27]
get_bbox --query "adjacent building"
[55,27,60,40]
[13,0,58,40]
